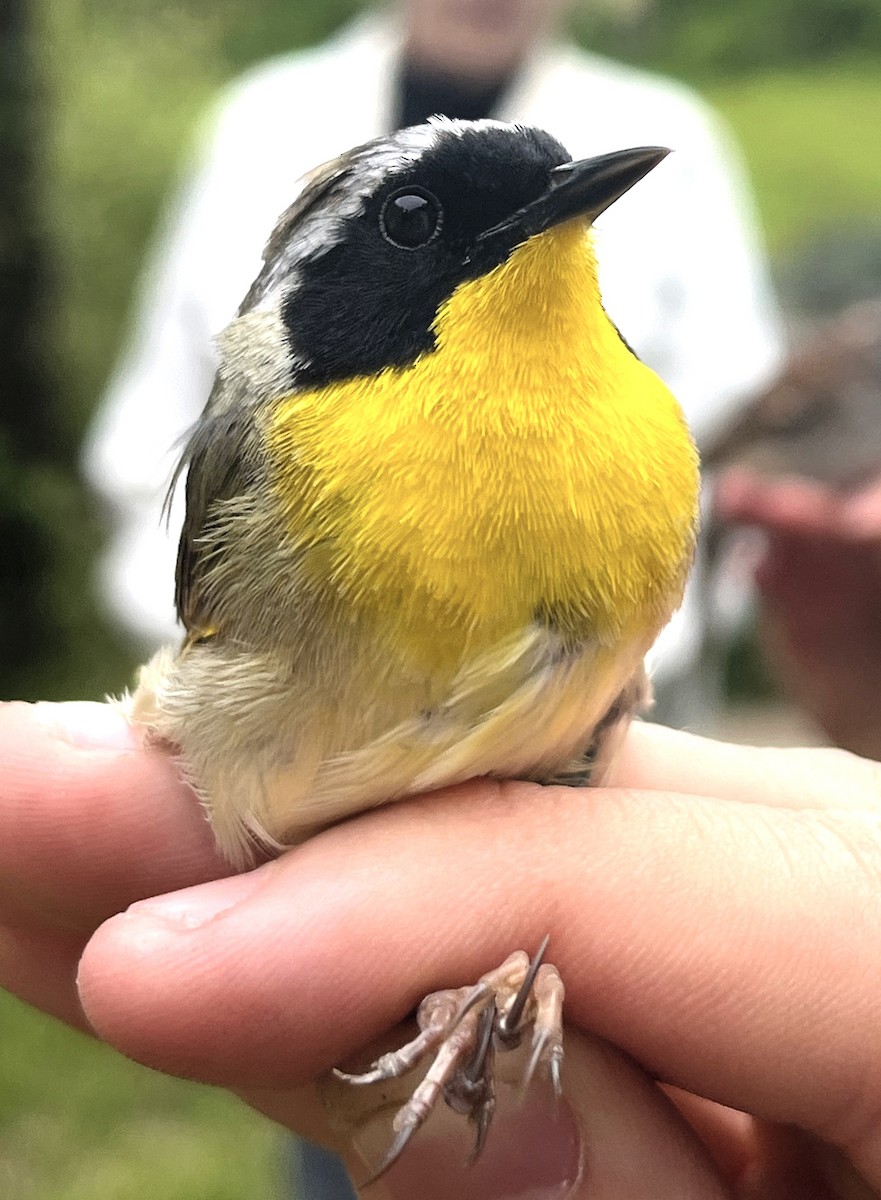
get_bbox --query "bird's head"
[227,119,667,395]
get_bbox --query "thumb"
[317,1028,729,1200]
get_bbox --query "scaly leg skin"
[335,937,563,1185]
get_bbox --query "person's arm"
[2,700,879,1197]
[716,467,881,759]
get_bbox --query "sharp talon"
[467,1093,495,1166]
[464,1008,497,1166]
[358,1121,419,1189]
[463,1000,496,1084]
[499,933,550,1037]
[451,980,490,1031]
[347,950,562,1181]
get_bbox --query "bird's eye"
[380,188,443,249]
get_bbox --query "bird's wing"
[172,391,257,635]
[172,144,379,633]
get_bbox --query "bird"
[128,116,700,1179]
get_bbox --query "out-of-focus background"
[1,1,880,1196]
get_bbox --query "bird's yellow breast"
[265,221,698,668]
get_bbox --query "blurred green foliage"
[0,991,282,1200]
[706,65,881,256]
[579,0,881,75]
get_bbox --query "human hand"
[715,467,881,758]
[3,701,881,1198]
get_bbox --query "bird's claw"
[344,938,564,1187]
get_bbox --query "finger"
[0,702,228,932]
[740,1126,870,1200]
[753,530,840,600]
[611,722,880,810]
[0,921,90,1029]
[714,469,844,537]
[78,774,881,1183]
[256,1028,733,1200]
[656,1093,853,1199]
[244,1073,866,1200]
[362,1028,735,1200]
[662,1088,759,1187]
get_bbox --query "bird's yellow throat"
[266,221,698,659]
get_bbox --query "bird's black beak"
[476,146,669,254]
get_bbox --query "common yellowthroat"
[129,117,699,1176]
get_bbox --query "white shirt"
[85,14,783,680]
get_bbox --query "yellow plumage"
[131,214,697,858]
[266,220,697,671]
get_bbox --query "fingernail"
[127,868,269,929]
[35,701,140,752]
[353,1076,583,1199]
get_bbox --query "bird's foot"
[335,936,563,1184]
